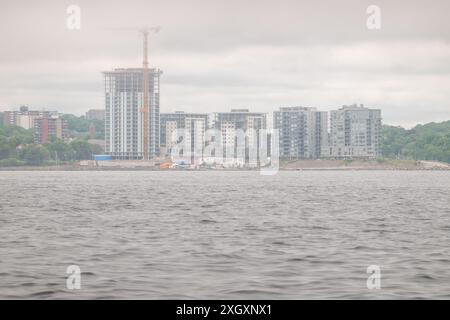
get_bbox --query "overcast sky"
[1,0,449,127]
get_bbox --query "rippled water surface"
[0,171,449,299]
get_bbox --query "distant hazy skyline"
[1,0,449,127]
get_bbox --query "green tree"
[0,125,33,144]
[0,126,33,160]
[382,121,450,163]
[0,136,11,159]
[62,114,90,132]
[61,114,105,140]
[45,138,74,162]
[70,139,93,160]
[19,144,50,165]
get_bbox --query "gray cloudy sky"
[1,0,449,127]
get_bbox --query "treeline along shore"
[1,111,449,169]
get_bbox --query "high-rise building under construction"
[103,68,161,159]
[103,30,161,160]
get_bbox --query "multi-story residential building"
[34,116,68,144]
[274,107,328,159]
[160,111,208,163]
[2,106,67,144]
[103,68,162,159]
[2,106,58,130]
[210,109,267,165]
[327,104,382,158]
[86,109,105,121]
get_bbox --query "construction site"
[103,28,162,162]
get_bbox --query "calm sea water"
[0,170,449,299]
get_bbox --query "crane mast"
[141,31,149,160]
[140,27,159,160]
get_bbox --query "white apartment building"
[160,112,208,164]
[210,109,267,167]
[326,104,382,158]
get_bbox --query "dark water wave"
[0,171,449,299]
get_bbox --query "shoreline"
[1,160,450,172]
